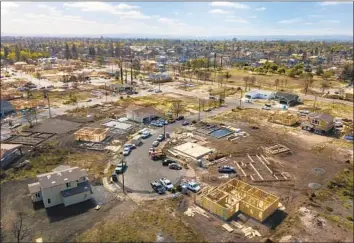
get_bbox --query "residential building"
[28,166,92,208]
[148,73,171,82]
[274,92,300,107]
[126,105,161,123]
[1,144,23,168]
[0,100,15,117]
[109,84,133,93]
[14,61,27,70]
[301,113,334,134]
[245,90,275,100]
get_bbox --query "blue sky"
[1,2,353,37]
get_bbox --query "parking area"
[118,121,186,193]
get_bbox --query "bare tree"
[249,76,256,87]
[274,78,280,91]
[12,212,29,243]
[224,71,231,83]
[303,73,314,95]
[170,100,185,118]
[217,74,224,87]
[243,76,249,91]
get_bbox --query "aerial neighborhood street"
[1,1,353,243]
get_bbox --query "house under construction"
[196,179,279,222]
[74,127,109,143]
[268,111,298,126]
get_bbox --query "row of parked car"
[150,116,186,127]
[150,178,201,194]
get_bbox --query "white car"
[123,147,131,156]
[159,178,174,191]
[186,182,201,193]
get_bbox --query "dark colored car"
[176,116,184,121]
[150,181,166,194]
[162,159,176,166]
[169,163,182,170]
[218,166,236,174]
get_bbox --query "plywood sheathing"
[74,127,109,142]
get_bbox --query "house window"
[48,198,51,204]
[312,119,319,125]
[66,182,71,188]
[35,192,40,198]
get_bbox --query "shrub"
[346,216,353,222]
[191,120,196,124]
[325,206,333,212]
[171,188,176,194]
[176,185,182,192]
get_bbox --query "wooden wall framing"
[196,179,279,222]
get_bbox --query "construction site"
[196,179,280,222]
[1,63,353,243]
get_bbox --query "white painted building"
[244,90,275,100]
[28,166,92,208]
[126,105,161,123]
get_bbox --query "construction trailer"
[74,127,109,143]
[268,111,298,126]
[196,179,279,222]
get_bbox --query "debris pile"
[230,221,261,238]
[184,205,210,218]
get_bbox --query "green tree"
[71,44,78,59]
[15,45,20,62]
[64,43,71,60]
[316,65,324,76]
[96,56,105,67]
[320,80,330,94]
[278,67,286,74]
[4,46,9,60]
[322,71,333,81]
[340,64,353,82]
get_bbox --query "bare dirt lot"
[193,111,353,242]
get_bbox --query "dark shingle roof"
[309,113,334,123]
[275,92,299,101]
[60,180,91,198]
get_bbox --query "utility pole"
[130,58,133,85]
[313,95,317,112]
[121,158,125,194]
[120,57,123,84]
[220,56,223,69]
[163,112,166,137]
[198,98,201,121]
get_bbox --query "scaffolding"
[196,179,279,222]
[74,127,109,142]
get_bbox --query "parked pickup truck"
[150,151,166,161]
